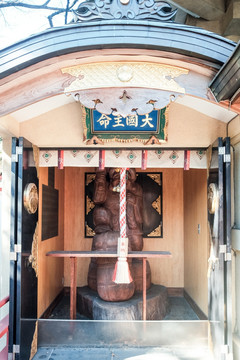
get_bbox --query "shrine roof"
[210,42,240,102]
[0,20,236,80]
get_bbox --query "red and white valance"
[39,149,207,169]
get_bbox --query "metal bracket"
[221,344,229,354]
[225,252,232,261]
[8,344,20,359]
[10,244,22,261]
[13,344,20,354]
[224,154,231,163]
[11,146,23,163]
[221,345,233,359]
[218,146,225,155]
[220,244,226,254]
[219,245,232,261]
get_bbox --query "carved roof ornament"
[72,0,177,22]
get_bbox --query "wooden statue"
[88,168,151,301]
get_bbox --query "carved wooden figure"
[88,168,151,301]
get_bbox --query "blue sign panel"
[92,110,159,133]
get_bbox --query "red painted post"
[142,258,147,320]
[184,150,190,170]
[99,150,105,170]
[58,150,64,170]
[141,150,148,170]
[70,257,77,320]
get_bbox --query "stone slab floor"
[33,345,213,360]
[33,296,213,360]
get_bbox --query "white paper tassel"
[113,257,133,284]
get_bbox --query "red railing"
[0,296,9,360]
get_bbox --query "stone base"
[77,284,169,320]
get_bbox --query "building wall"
[64,167,184,289]
[38,167,65,318]
[183,169,208,315]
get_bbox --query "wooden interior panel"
[142,168,184,288]
[38,167,64,317]
[64,167,184,288]
[64,167,93,287]
[38,165,208,314]
[184,169,208,315]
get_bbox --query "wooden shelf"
[46,250,171,320]
[46,250,171,258]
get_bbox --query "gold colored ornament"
[147,174,161,185]
[86,195,95,215]
[148,225,162,237]
[86,224,95,237]
[24,183,38,214]
[207,183,219,214]
[62,62,188,93]
[29,321,38,360]
[86,174,96,186]
[29,222,38,277]
[152,195,161,215]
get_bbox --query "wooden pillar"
[142,257,147,321]
[70,257,77,320]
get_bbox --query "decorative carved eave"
[0,53,217,118]
[72,0,177,22]
[61,61,189,116]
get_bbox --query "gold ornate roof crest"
[62,62,188,94]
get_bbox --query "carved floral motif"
[73,0,177,22]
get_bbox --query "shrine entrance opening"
[7,131,233,360]
[10,141,216,358]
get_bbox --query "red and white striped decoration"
[141,150,148,170]
[119,168,127,239]
[99,149,105,170]
[113,167,132,284]
[184,150,190,171]
[58,150,64,170]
